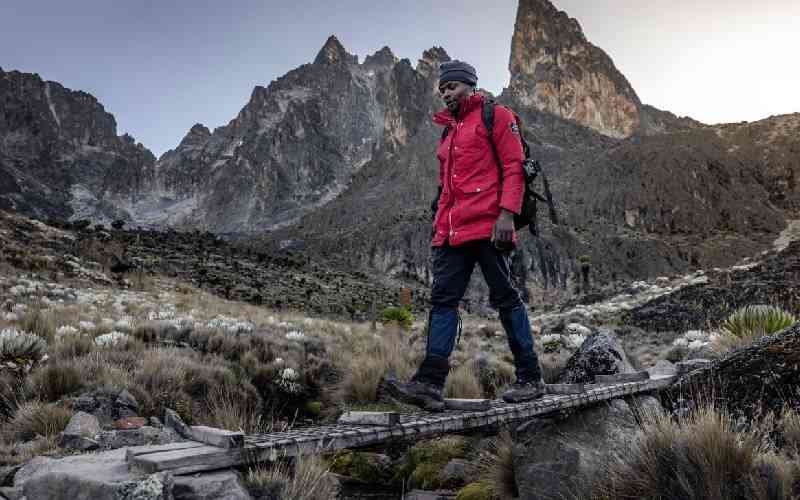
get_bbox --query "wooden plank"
[546,383,585,395]
[338,411,399,427]
[189,425,244,449]
[595,371,650,384]
[126,441,207,463]
[444,398,491,411]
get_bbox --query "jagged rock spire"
[507,0,642,138]
[314,35,358,66]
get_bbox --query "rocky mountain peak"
[416,47,451,80]
[313,35,357,66]
[506,0,642,138]
[177,123,211,149]
[364,46,398,68]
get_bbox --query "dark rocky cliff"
[0,67,155,222]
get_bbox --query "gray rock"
[0,486,24,500]
[646,359,677,377]
[558,328,636,384]
[116,390,140,413]
[440,459,473,487]
[163,409,191,439]
[15,449,173,499]
[402,490,454,500]
[58,411,102,450]
[72,390,140,428]
[172,471,250,500]
[0,465,21,487]
[96,426,182,450]
[675,358,711,375]
[58,435,100,452]
[514,395,662,500]
[62,412,101,438]
[149,417,163,429]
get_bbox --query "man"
[387,60,546,411]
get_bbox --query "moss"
[456,481,495,500]
[304,400,322,416]
[330,450,354,475]
[329,450,393,484]
[394,436,469,489]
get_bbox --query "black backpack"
[432,98,558,236]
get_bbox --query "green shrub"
[714,305,797,353]
[721,305,796,339]
[380,306,414,331]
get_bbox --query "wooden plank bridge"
[127,373,677,475]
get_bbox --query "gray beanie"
[438,60,478,87]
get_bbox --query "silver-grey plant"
[0,328,47,364]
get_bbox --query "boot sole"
[385,381,445,412]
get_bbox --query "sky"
[2,0,799,157]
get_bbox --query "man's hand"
[492,209,515,249]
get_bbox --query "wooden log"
[338,411,399,427]
[444,398,491,411]
[595,371,650,384]
[189,425,244,449]
[545,383,585,395]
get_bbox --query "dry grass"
[27,359,85,401]
[476,428,518,500]
[201,383,270,434]
[539,350,570,384]
[0,435,59,466]
[778,406,800,456]
[5,400,73,442]
[445,360,483,399]
[19,306,57,343]
[244,455,339,500]
[588,405,798,500]
[328,324,420,405]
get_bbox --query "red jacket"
[431,93,525,248]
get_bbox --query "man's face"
[438,80,472,114]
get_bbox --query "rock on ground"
[514,395,662,500]
[557,328,636,383]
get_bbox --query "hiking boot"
[502,379,546,403]
[385,379,445,412]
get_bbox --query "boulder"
[14,449,172,500]
[71,389,139,427]
[96,426,183,450]
[514,395,662,500]
[0,465,22,487]
[163,409,191,439]
[439,458,474,488]
[172,470,250,500]
[557,328,636,383]
[58,411,101,450]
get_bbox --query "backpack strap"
[482,98,503,177]
[440,125,451,143]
